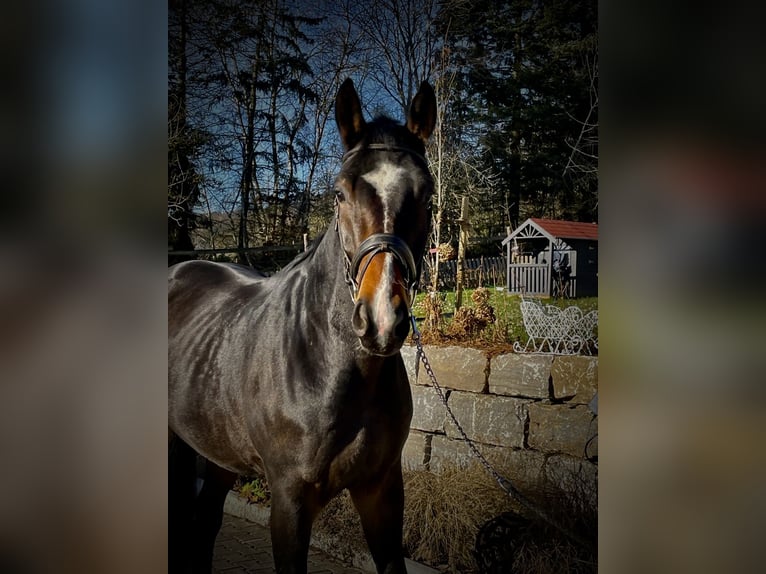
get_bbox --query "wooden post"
[547,239,554,297]
[455,196,470,310]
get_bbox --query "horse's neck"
[296,224,355,338]
[301,225,388,374]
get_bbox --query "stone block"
[428,434,503,473]
[413,345,487,392]
[550,356,598,404]
[410,384,447,432]
[444,391,527,448]
[527,403,597,458]
[402,430,432,471]
[399,344,420,384]
[489,353,553,398]
[428,435,546,485]
[223,492,270,527]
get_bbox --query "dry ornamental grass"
[403,464,513,571]
[235,460,597,573]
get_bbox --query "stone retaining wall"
[400,345,598,495]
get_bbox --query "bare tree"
[354,0,439,117]
[297,0,365,238]
[168,0,202,263]
[425,20,499,292]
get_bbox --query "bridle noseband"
[349,233,419,302]
[335,144,429,305]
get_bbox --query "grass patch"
[233,474,271,505]
[411,288,597,353]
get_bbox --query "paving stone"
[236,558,273,569]
[214,507,438,574]
[216,550,246,562]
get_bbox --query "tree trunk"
[455,195,469,310]
[238,64,258,266]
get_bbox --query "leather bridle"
[334,144,429,304]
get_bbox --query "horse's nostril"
[352,301,370,338]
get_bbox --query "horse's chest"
[323,425,396,489]
[309,406,408,491]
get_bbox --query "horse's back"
[168,260,270,473]
[168,260,265,395]
[169,259,265,294]
[169,259,266,318]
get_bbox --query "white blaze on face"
[361,161,408,336]
[371,254,396,336]
[361,161,409,232]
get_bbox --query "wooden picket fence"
[420,256,507,290]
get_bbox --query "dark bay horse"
[169,78,436,574]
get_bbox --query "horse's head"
[334,78,436,357]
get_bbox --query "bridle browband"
[334,144,429,305]
[341,143,428,169]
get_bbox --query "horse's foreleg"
[350,462,407,574]
[169,432,197,574]
[192,460,236,574]
[269,479,317,574]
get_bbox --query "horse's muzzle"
[352,295,411,356]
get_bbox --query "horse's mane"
[363,116,425,153]
[273,230,327,276]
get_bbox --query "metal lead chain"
[408,315,590,548]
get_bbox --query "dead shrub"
[444,287,496,340]
[438,243,457,261]
[420,290,446,341]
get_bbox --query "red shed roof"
[530,218,598,241]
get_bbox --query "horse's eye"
[335,189,346,203]
[419,187,434,206]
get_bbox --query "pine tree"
[437,0,597,233]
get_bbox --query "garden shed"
[502,218,598,297]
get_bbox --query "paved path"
[213,513,365,574]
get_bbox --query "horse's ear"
[406,81,437,142]
[335,78,366,150]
